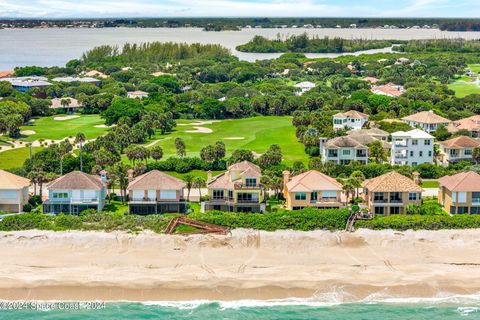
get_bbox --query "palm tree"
[111,162,129,204]
[350,170,366,199]
[183,174,194,201]
[75,132,86,172]
[58,139,73,175]
[340,177,356,205]
[193,176,206,199]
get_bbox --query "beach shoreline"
[1,229,480,302]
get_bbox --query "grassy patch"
[448,82,480,98]
[19,114,108,141]
[421,180,439,188]
[103,201,129,215]
[0,146,42,169]
[144,116,307,165]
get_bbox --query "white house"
[43,171,107,215]
[333,110,369,130]
[127,90,149,99]
[294,81,315,96]
[401,110,451,133]
[390,129,434,166]
[0,170,30,213]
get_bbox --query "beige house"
[448,115,480,137]
[438,136,480,164]
[439,171,480,214]
[50,97,82,113]
[401,111,451,133]
[283,170,344,210]
[363,171,423,215]
[205,161,265,213]
[127,170,187,214]
[0,170,30,213]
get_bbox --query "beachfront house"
[448,115,480,137]
[294,81,316,96]
[332,110,369,131]
[0,170,30,213]
[43,171,107,214]
[363,171,423,215]
[439,171,480,214]
[438,136,480,165]
[127,170,187,214]
[50,97,82,113]
[127,91,149,99]
[204,161,265,213]
[390,129,434,166]
[401,111,451,133]
[282,170,344,210]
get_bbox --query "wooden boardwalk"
[165,216,229,235]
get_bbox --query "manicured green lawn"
[144,116,307,165]
[19,114,108,141]
[448,82,480,97]
[421,180,439,188]
[468,64,480,73]
[0,147,42,169]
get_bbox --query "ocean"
[1,298,479,319]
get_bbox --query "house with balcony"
[204,161,265,213]
[401,110,451,133]
[0,170,30,213]
[282,170,344,210]
[363,171,423,215]
[127,170,186,214]
[332,110,369,131]
[43,171,107,214]
[320,136,370,165]
[438,136,480,165]
[438,171,480,214]
[390,129,434,166]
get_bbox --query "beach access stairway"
[165,216,229,235]
[345,210,373,232]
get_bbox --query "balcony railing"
[394,154,408,159]
[234,182,263,190]
[237,199,260,204]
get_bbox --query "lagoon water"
[0,300,480,319]
[2,27,480,69]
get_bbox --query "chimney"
[207,170,212,182]
[127,169,134,182]
[99,169,107,184]
[319,137,327,155]
[282,170,291,190]
[412,171,421,185]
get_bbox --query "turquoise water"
[0,300,479,319]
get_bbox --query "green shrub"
[23,203,32,213]
[0,213,52,231]
[357,214,480,231]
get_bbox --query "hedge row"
[356,214,480,231]
[190,207,351,231]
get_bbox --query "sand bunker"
[54,115,80,121]
[185,126,213,133]
[20,130,36,136]
[224,137,245,140]
[94,124,110,128]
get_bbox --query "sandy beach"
[1,228,480,302]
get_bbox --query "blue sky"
[0,0,479,18]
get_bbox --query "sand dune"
[1,229,480,301]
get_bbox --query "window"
[322,191,337,199]
[310,192,318,202]
[53,192,68,199]
[450,206,456,214]
[412,139,418,145]
[237,193,258,203]
[424,140,431,145]
[412,162,418,166]
[295,193,307,201]
[473,192,480,203]
[373,192,384,202]
[457,207,469,214]
[409,192,418,201]
[160,190,176,200]
[212,190,224,200]
[334,119,343,125]
[328,150,338,157]
[245,178,257,187]
[453,192,467,203]
[390,207,400,214]
[471,207,480,214]
[465,149,473,155]
[342,149,351,156]
[428,151,432,157]
[419,151,423,157]
[410,151,414,157]
[292,206,305,211]
[228,190,233,200]
[374,207,385,215]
